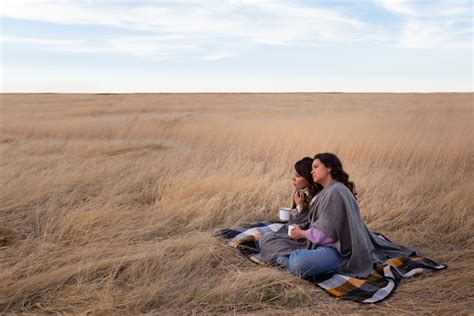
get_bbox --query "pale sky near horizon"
[1,0,473,92]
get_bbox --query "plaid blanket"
[216,220,447,304]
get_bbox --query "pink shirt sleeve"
[305,227,336,247]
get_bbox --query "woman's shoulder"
[327,181,352,196]
[314,181,352,202]
[327,180,344,190]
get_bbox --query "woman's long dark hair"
[314,153,357,200]
[292,157,324,211]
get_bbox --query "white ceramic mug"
[288,224,295,236]
[279,207,291,221]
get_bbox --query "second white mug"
[279,208,291,221]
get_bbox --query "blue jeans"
[288,246,342,278]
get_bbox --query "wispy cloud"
[376,0,472,17]
[0,34,200,60]
[375,0,417,16]
[202,51,236,61]
[1,1,371,42]
[375,0,472,48]
[2,1,471,51]
[1,0,383,60]
[0,35,86,50]
[1,0,471,92]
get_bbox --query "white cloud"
[2,0,471,92]
[0,34,200,60]
[376,0,418,16]
[107,35,199,58]
[2,1,471,53]
[401,19,472,48]
[0,35,85,48]
[375,0,472,48]
[376,0,472,17]
[202,51,236,61]
[1,1,381,53]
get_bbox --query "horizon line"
[1,91,473,94]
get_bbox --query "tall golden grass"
[0,93,473,314]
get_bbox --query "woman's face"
[311,158,332,184]
[292,170,309,189]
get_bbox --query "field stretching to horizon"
[0,93,473,314]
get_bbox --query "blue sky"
[1,0,472,92]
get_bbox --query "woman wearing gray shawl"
[255,157,323,264]
[288,153,415,279]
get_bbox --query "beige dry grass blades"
[0,93,473,314]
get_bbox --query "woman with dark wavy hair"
[313,152,357,200]
[254,157,323,264]
[288,152,415,278]
[290,157,323,224]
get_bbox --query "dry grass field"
[0,93,473,314]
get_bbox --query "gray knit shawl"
[309,181,415,278]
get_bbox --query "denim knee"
[288,247,342,278]
[288,250,305,275]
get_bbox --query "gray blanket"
[310,181,415,278]
[255,208,310,263]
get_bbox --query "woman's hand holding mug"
[289,224,307,240]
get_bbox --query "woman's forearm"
[305,227,336,246]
